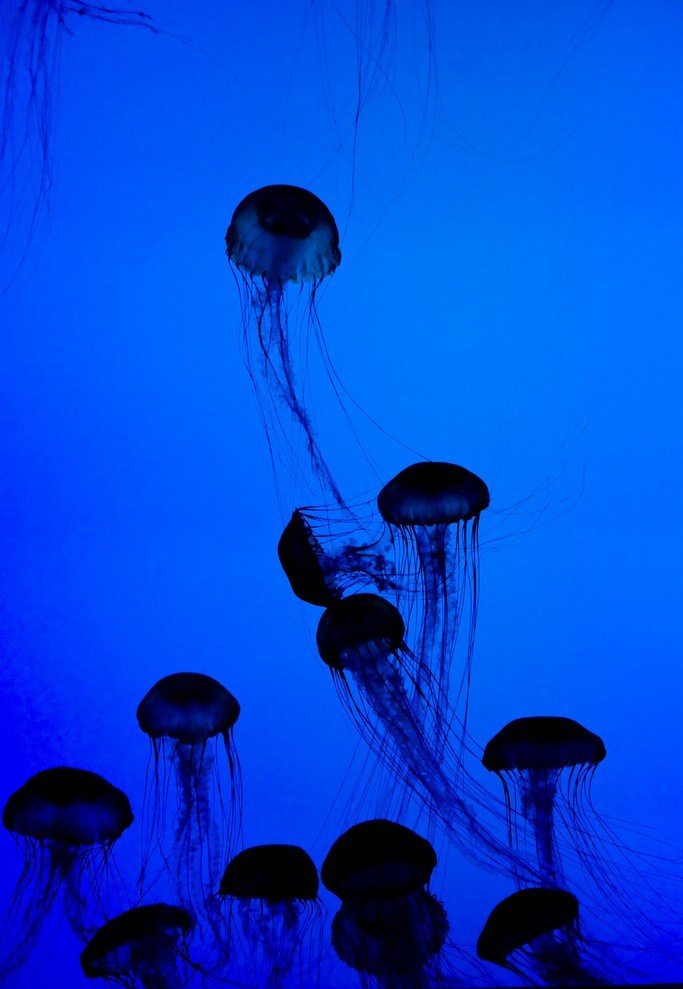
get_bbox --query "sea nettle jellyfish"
[81,903,194,989]
[226,184,343,505]
[322,820,449,989]
[477,886,608,985]
[378,461,489,756]
[316,594,521,876]
[219,843,323,989]
[482,715,606,888]
[278,504,395,608]
[0,766,133,983]
[136,673,241,939]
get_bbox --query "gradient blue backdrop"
[1,1,682,985]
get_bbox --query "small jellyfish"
[316,593,521,876]
[377,461,490,756]
[476,887,604,985]
[0,766,133,983]
[482,716,606,887]
[277,509,342,607]
[136,673,242,938]
[80,903,194,989]
[322,820,449,989]
[226,184,344,505]
[219,843,322,989]
[278,505,395,607]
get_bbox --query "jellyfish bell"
[137,672,241,746]
[226,185,341,285]
[0,766,133,983]
[477,886,579,966]
[136,673,242,939]
[219,843,320,903]
[322,820,449,987]
[378,462,490,526]
[482,716,607,773]
[377,461,490,758]
[80,903,194,989]
[321,820,436,901]
[316,593,406,674]
[219,843,323,988]
[3,766,133,845]
[226,184,345,506]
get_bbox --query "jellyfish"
[136,673,242,941]
[0,766,133,984]
[476,886,609,985]
[1,1,154,285]
[277,508,343,607]
[226,184,344,506]
[80,903,194,989]
[278,504,396,607]
[482,715,606,889]
[218,843,322,989]
[482,714,683,953]
[321,820,449,989]
[316,592,530,877]
[377,461,490,757]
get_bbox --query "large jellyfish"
[218,843,322,989]
[476,886,611,985]
[80,903,194,989]
[136,672,242,940]
[322,819,449,989]
[315,592,529,877]
[226,184,344,506]
[482,715,606,888]
[0,766,133,983]
[1,1,154,286]
[377,461,490,756]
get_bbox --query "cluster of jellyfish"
[2,177,683,989]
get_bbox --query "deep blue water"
[1,2,682,986]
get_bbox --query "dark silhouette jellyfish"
[1,1,154,286]
[277,508,342,607]
[81,903,194,989]
[322,820,449,989]
[219,843,322,989]
[316,593,526,877]
[226,184,344,506]
[481,715,683,955]
[477,886,606,985]
[482,716,606,888]
[136,673,241,940]
[0,766,133,983]
[377,461,490,757]
[278,505,396,607]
